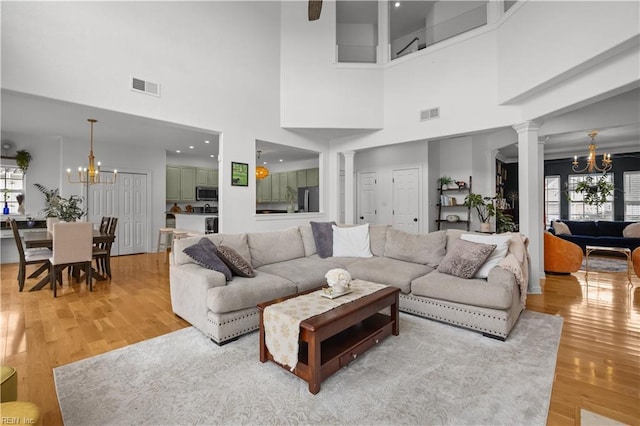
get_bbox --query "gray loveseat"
[169,224,529,345]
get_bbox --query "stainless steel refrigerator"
[298,186,319,212]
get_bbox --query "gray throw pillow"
[183,238,233,281]
[310,221,336,258]
[437,239,496,279]
[217,245,256,278]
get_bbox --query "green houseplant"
[34,183,61,218]
[464,193,496,232]
[55,195,85,222]
[574,175,614,208]
[15,149,32,173]
[285,186,297,213]
[438,176,454,189]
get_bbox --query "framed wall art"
[231,162,249,186]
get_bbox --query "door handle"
[413,218,418,222]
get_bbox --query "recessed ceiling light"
[189,146,194,149]
[279,159,283,162]
[176,150,181,153]
[205,140,210,144]
[263,161,267,165]
[395,1,400,7]
[210,154,215,158]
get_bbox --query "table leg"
[259,310,267,363]
[391,293,400,336]
[308,335,321,394]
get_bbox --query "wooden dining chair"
[49,222,93,297]
[99,217,111,234]
[8,219,51,292]
[93,217,117,279]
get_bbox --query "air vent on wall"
[130,76,160,97]
[420,107,440,121]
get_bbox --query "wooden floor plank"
[1,252,639,425]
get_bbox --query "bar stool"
[157,228,174,263]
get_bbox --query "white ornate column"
[513,121,544,294]
[343,151,355,225]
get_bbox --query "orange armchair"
[544,231,583,274]
[633,247,640,278]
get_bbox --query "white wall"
[497,1,639,104]
[280,1,384,129]
[1,1,331,236]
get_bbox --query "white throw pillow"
[622,222,640,238]
[553,221,571,236]
[332,224,373,258]
[460,233,511,278]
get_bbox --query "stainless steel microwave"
[196,187,218,201]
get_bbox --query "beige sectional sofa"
[169,224,529,345]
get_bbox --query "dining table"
[23,229,115,292]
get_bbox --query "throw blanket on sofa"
[263,280,388,371]
[499,233,530,308]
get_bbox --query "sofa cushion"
[460,233,511,279]
[182,238,233,281]
[384,228,446,267]
[597,221,631,237]
[299,225,317,257]
[307,253,361,268]
[437,239,496,279]
[248,227,305,268]
[346,257,433,294]
[564,220,597,236]
[332,224,373,258]
[217,245,255,278]
[173,233,251,267]
[411,270,513,310]
[206,271,297,313]
[257,257,345,292]
[311,221,336,258]
[552,221,571,235]
[369,224,389,257]
[623,222,640,238]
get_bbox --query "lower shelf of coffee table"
[295,313,393,380]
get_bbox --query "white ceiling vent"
[420,107,440,121]
[130,76,160,97]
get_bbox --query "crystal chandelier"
[571,131,612,174]
[67,119,117,184]
[256,150,269,180]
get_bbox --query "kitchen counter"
[175,213,218,234]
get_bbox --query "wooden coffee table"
[258,285,400,394]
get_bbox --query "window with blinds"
[567,174,614,221]
[624,171,640,221]
[544,175,560,227]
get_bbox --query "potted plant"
[34,183,61,231]
[464,193,496,232]
[15,149,32,173]
[438,176,454,190]
[574,175,614,208]
[55,195,85,222]
[285,186,297,213]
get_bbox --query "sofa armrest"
[169,263,227,332]
[487,266,518,296]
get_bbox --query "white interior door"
[357,171,377,224]
[86,171,147,256]
[392,168,420,234]
[118,173,147,255]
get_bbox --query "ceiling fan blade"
[308,0,322,21]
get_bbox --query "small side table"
[585,245,632,285]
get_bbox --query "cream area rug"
[54,311,562,426]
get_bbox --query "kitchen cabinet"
[257,175,272,202]
[180,166,196,201]
[287,171,297,194]
[166,166,181,201]
[296,169,307,188]
[271,173,281,202]
[196,167,219,187]
[307,167,319,186]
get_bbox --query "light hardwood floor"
[1,253,639,425]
